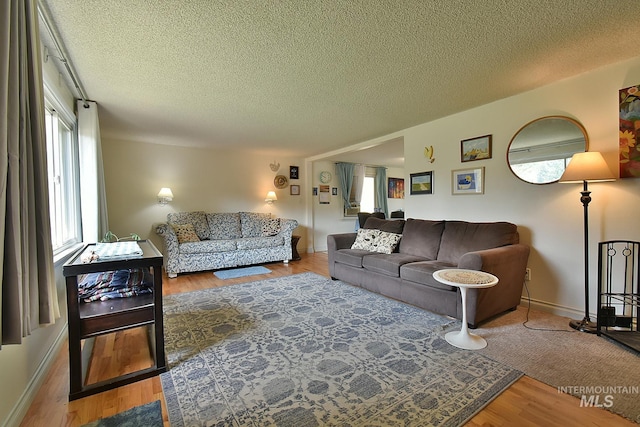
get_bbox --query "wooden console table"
[63,240,166,400]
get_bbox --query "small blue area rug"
[213,265,272,279]
[161,273,522,426]
[81,400,162,426]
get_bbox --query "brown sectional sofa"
[327,217,530,327]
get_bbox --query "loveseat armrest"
[278,218,299,237]
[457,243,530,325]
[155,223,180,277]
[327,233,357,278]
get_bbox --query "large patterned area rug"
[161,273,522,426]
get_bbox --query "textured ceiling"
[41,0,640,161]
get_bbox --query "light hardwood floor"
[20,252,635,426]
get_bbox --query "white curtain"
[1,0,60,346]
[77,100,109,243]
[352,164,365,208]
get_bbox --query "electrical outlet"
[525,268,531,281]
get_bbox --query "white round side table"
[433,269,499,350]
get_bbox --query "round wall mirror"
[507,116,588,184]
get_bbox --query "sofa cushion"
[240,212,272,237]
[398,219,445,259]
[206,213,241,240]
[437,221,519,265]
[351,229,402,254]
[362,253,426,277]
[400,261,458,291]
[363,217,405,234]
[333,248,372,268]
[180,239,237,254]
[236,236,284,250]
[168,211,209,240]
[262,218,281,236]
[172,223,200,243]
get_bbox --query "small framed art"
[452,167,484,195]
[461,134,492,162]
[388,177,405,199]
[290,166,299,179]
[410,171,433,195]
[290,184,300,195]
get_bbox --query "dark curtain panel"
[375,167,389,218]
[335,162,355,208]
[1,0,59,347]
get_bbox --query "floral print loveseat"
[156,211,298,278]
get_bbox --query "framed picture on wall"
[410,172,433,195]
[461,134,492,162]
[290,185,300,195]
[388,177,405,199]
[290,166,299,179]
[452,167,484,195]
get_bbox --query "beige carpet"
[460,305,639,424]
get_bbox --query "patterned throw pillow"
[262,218,281,236]
[167,211,209,240]
[351,229,402,254]
[240,212,272,237]
[171,223,201,243]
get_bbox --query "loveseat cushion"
[206,213,242,240]
[180,239,237,254]
[363,217,405,234]
[168,211,209,241]
[362,253,426,277]
[400,261,458,291]
[236,236,284,250]
[437,221,519,265]
[240,212,272,238]
[398,219,445,259]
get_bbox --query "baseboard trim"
[520,296,594,320]
[4,324,68,427]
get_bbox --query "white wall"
[329,57,640,318]
[101,140,308,252]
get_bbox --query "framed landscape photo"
[461,134,492,162]
[452,167,484,195]
[290,184,300,195]
[410,171,433,195]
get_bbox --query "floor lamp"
[559,151,615,333]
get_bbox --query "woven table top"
[436,269,497,285]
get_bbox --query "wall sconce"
[157,187,174,205]
[265,191,277,204]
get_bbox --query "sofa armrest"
[155,223,180,276]
[327,233,357,251]
[327,233,357,278]
[457,243,530,325]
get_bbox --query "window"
[44,97,81,253]
[345,168,376,216]
[360,176,375,213]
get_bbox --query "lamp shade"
[265,191,277,203]
[157,187,174,199]
[558,152,616,183]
